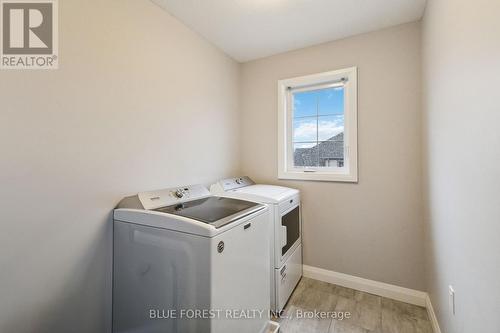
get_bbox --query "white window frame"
[277,67,358,182]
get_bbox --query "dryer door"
[281,206,300,256]
[275,195,301,267]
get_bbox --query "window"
[277,67,358,182]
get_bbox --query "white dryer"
[211,177,302,313]
[113,184,275,333]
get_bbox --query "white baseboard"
[303,265,427,307]
[303,265,443,333]
[425,294,442,333]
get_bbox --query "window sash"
[286,83,349,173]
[277,67,358,182]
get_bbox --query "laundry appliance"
[113,184,274,333]
[211,177,302,313]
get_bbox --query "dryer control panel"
[217,176,255,191]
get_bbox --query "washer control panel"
[174,188,187,198]
[138,184,211,210]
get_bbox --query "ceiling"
[152,0,427,62]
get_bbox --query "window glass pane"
[293,117,317,142]
[293,142,318,167]
[318,115,344,141]
[318,86,344,116]
[291,84,346,169]
[293,91,317,118]
[318,137,344,167]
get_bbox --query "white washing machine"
[211,177,302,313]
[113,184,276,333]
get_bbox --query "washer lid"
[154,196,263,228]
[115,184,268,236]
[231,184,299,204]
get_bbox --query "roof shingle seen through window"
[294,132,344,167]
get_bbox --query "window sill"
[278,171,358,183]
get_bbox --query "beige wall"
[9,0,498,330]
[240,22,425,290]
[0,0,240,332]
[422,0,500,331]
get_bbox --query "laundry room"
[1,0,499,333]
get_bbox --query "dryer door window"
[281,206,300,256]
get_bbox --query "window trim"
[277,67,358,182]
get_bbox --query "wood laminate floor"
[274,277,433,333]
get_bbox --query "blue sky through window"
[293,87,344,143]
